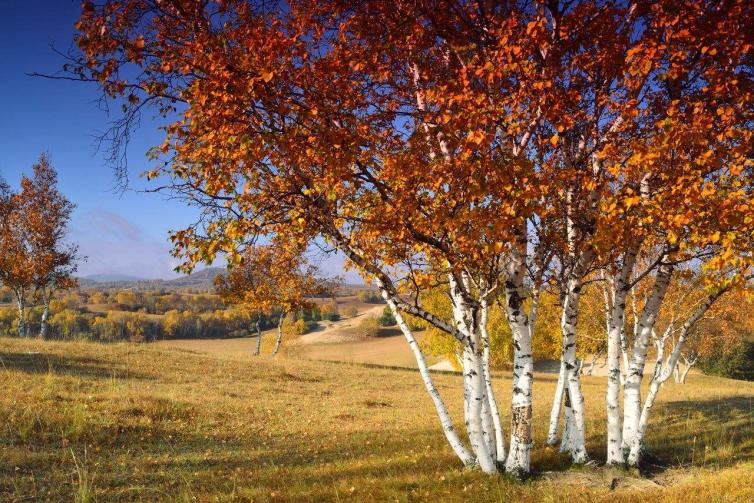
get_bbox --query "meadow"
[1,335,752,502]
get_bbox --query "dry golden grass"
[0,336,752,502]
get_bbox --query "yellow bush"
[357,316,380,338]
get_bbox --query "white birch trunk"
[546,361,566,446]
[463,353,472,430]
[606,249,637,465]
[679,358,694,384]
[620,331,630,385]
[272,313,285,356]
[627,290,724,466]
[15,291,27,338]
[480,387,496,460]
[607,306,627,465]
[254,317,262,356]
[559,388,574,454]
[504,233,534,476]
[673,361,681,383]
[449,273,497,475]
[622,263,673,451]
[39,294,51,339]
[380,288,475,467]
[560,274,589,463]
[480,298,505,463]
[463,346,497,474]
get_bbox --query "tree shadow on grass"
[0,351,154,381]
[525,393,754,481]
[636,395,754,475]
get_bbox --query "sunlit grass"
[0,336,752,501]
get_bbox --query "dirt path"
[290,304,385,345]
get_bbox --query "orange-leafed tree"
[536,0,754,466]
[215,241,338,356]
[67,0,597,475]
[20,155,80,338]
[0,177,34,336]
[66,0,754,475]
[0,156,79,338]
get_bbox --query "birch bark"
[627,288,725,465]
[606,248,638,465]
[546,361,566,446]
[15,290,27,338]
[560,275,590,463]
[622,262,673,451]
[272,312,285,356]
[462,346,497,474]
[504,234,534,475]
[678,356,695,384]
[379,288,476,467]
[480,297,505,463]
[449,274,497,474]
[40,293,51,339]
[559,388,574,454]
[254,317,262,356]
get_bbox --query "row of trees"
[0,155,78,337]
[71,0,753,475]
[91,288,225,314]
[0,283,344,342]
[0,304,264,342]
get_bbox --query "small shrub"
[377,305,396,326]
[357,290,384,304]
[357,317,380,338]
[294,319,308,335]
[321,311,340,322]
[284,318,317,336]
[698,341,754,381]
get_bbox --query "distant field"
[1,337,753,501]
[153,301,433,368]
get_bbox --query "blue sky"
[0,1,354,281]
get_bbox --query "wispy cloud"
[83,209,143,241]
[70,208,181,279]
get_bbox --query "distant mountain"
[163,267,225,288]
[77,267,225,291]
[82,273,147,283]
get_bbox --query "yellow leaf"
[261,71,274,82]
[549,134,559,147]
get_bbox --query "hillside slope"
[0,337,752,502]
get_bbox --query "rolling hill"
[76,267,226,291]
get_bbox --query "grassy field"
[0,337,753,502]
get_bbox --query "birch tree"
[67,0,557,475]
[214,241,337,356]
[21,155,79,338]
[66,0,753,475]
[0,179,33,337]
[0,156,79,338]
